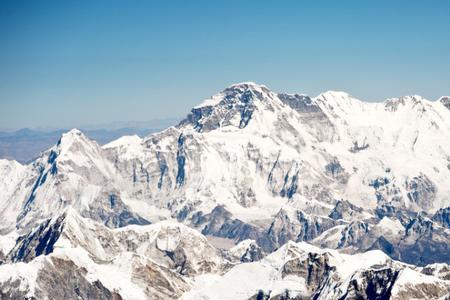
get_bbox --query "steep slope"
[1,210,448,300]
[0,209,224,299]
[182,241,450,300]
[125,83,450,216]
[0,129,149,235]
[1,82,450,274]
[0,159,28,232]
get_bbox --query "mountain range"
[1,82,450,299]
[0,118,179,163]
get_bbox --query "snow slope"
[1,82,450,299]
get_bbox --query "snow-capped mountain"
[1,82,450,299]
[0,209,448,299]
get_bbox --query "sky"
[1,0,449,129]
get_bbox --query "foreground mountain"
[0,209,448,299]
[1,82,450,299]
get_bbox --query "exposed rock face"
[405,174,437,210]
[440,96,450,110]
[340,268,399,300]
[2,83,450,299]
[239,243,264,263]
[395,214,450,266]
[184,242,450,300]
[281,252,336,294]
[337,220,371,248]
[2,211,447,299]
[421,264,450,281]
[9,213,65,263]
[329,200,365,220]
[369,174,403,205]
[81,192,150,228]
[325,158,349,184]
[432,206,450,228]
[0,211,220,299]
[36,257,123,300]
[265,209,338,252]
[0,257,124,300]
[180,83,275,132]
[194,205,266,247]
[228,239,264,263]
[278,93,336,142]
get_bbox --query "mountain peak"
[183,82,278,131]
[383,95,430,112]
[314,91,363,115]
[319,90,353,99]
[60,128,83,140]
[226,81,268,91]
[49,128,102,166]
[223,82,273,100]
[315,90,361,106]
[195,82,273,109]
[58,128,88,144]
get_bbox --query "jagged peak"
[223,82,275,102]
[225,81,269,91]
[278,92,310,98]
[32,128,103,171]
[439,96,450,110]
[183,83,280,131]
[266,240,323,263]
[62,128,83,137]
[56,128,96,149]
[385,95,428,103]
[56,128,86,147]
[383,95,432,112]
[195,82,273,109]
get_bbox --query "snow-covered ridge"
[183,239,450,300]
[1,82,450,299]
[2,83,450,228]
[195,82,271,108]
[194,82,446,111]
[1,209,448,300]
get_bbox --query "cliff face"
[1,83,450,299]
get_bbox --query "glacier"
[1,82,450,299]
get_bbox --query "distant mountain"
[0,118,179,163]
[1,83,450,299]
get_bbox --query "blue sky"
[1,0,449,129]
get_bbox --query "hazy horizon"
[0,116,181,132]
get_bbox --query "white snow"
[376,216,405,235]
[103,135,145,161]
[1,83,450,299]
